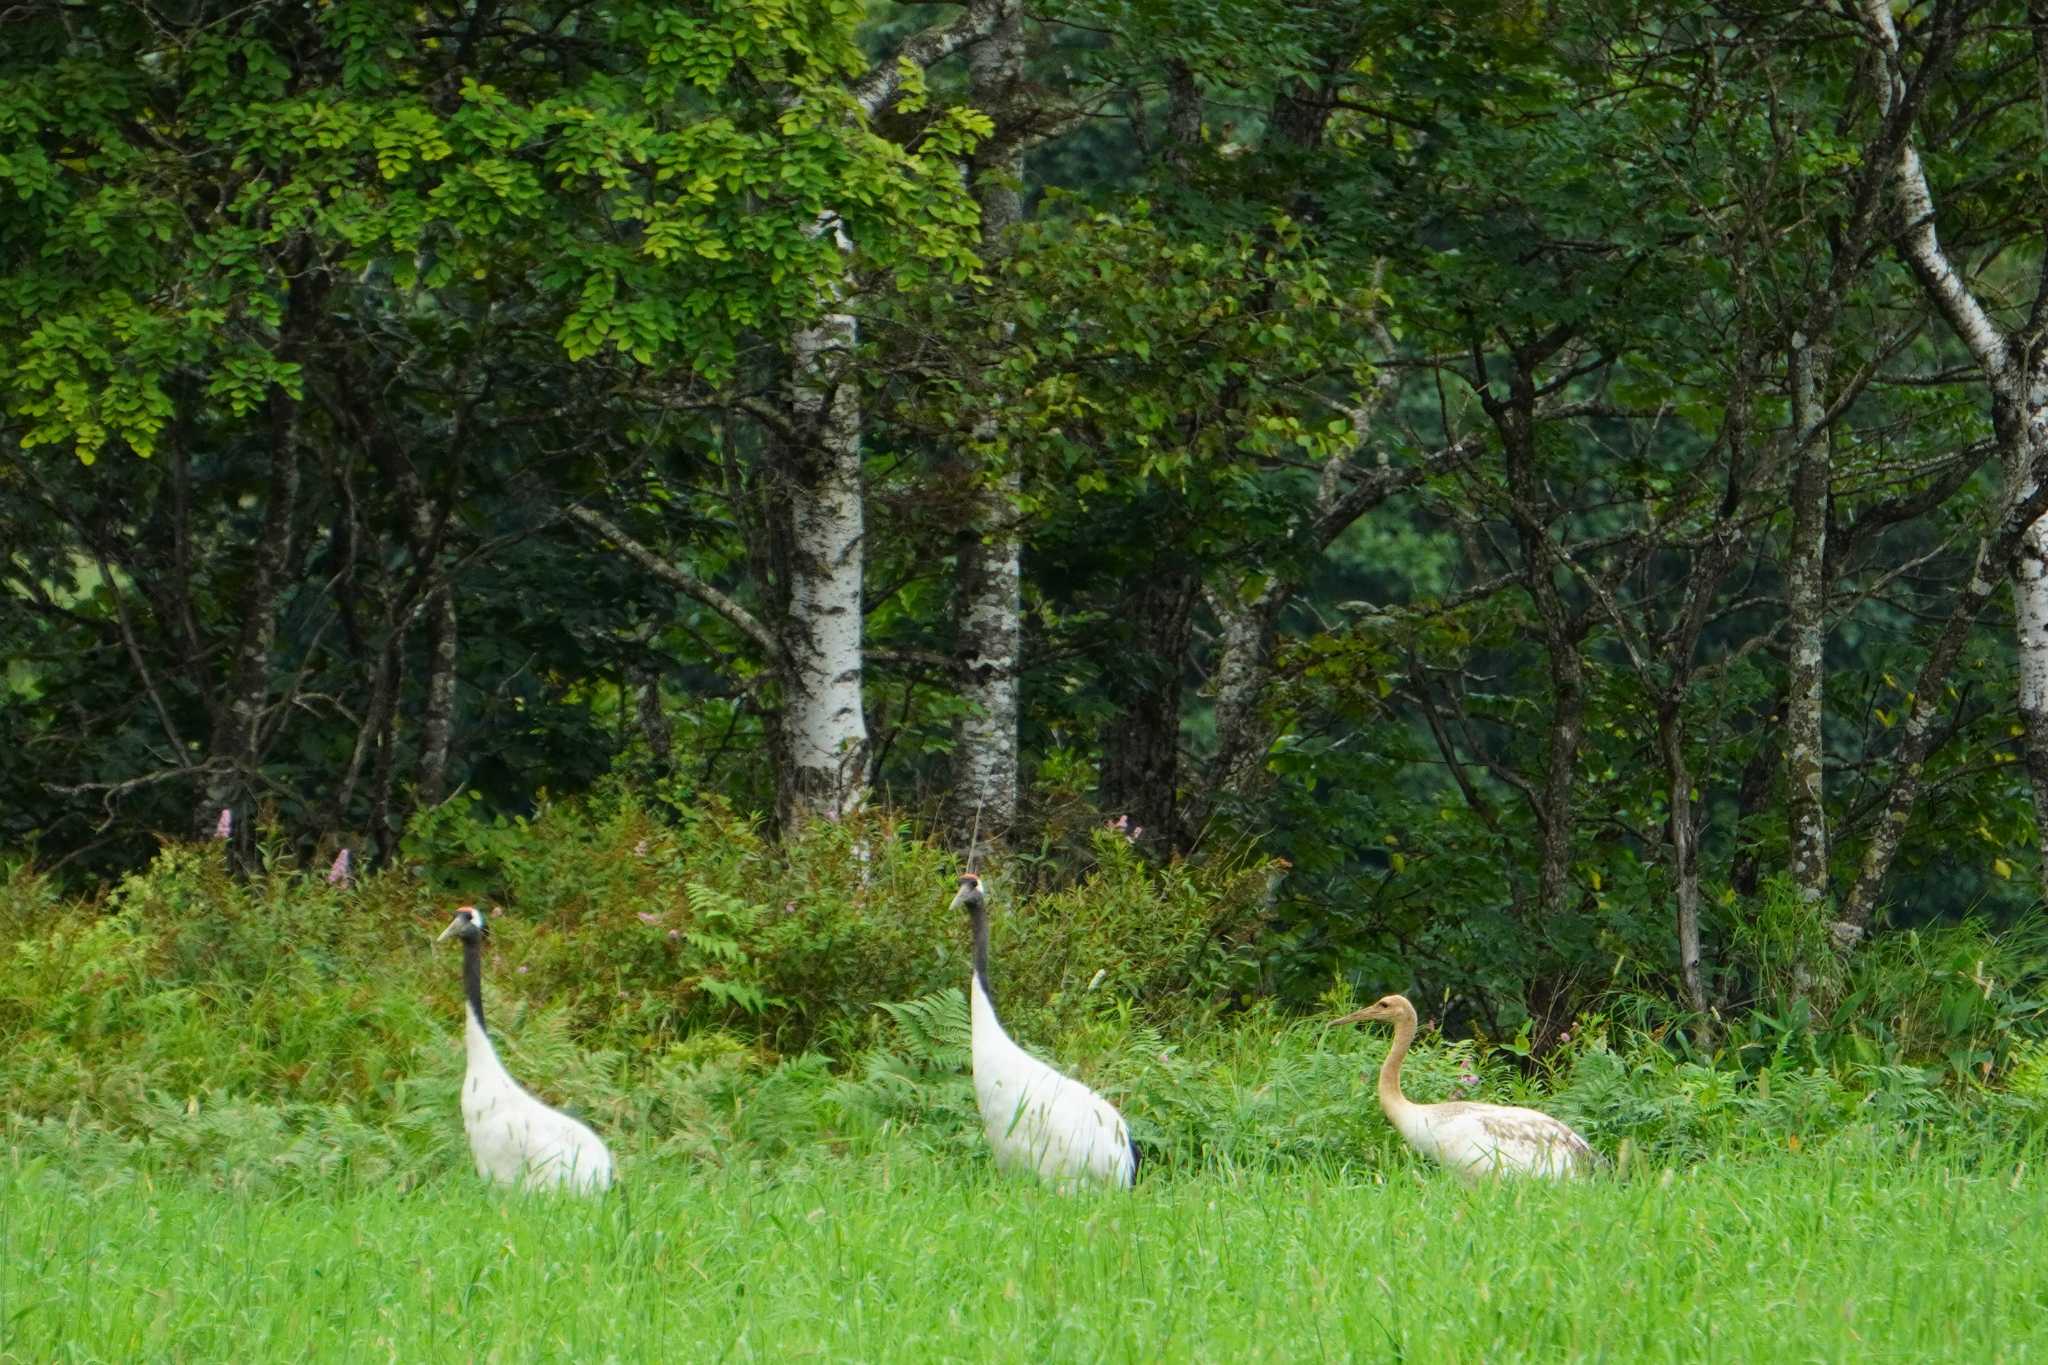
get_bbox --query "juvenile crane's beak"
[1331,1007,1372,1028]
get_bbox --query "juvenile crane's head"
[437,905,488,945]
[1332,994,1416,1029]
[950,873,985,913]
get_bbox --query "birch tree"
[560,5,997,829]
[951,0,1031,854]
[1835,0,2048,935]
[1,0,984,848]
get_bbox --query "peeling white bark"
[782,215,870,825]
[953,2,1026,852]
[1853,0,2048,918]
[954,503,1020,841]
[2016,484,2048,895]
[1857,1,2012,379]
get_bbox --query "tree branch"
[1858,0,2014,378]
[849,0,1005,118]
[565,505,783,662]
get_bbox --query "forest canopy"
[6,0,2048,1035]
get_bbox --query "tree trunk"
[417,579,458,805]
[367,664,404,859]
[1784,331,1832,905]
[2018,4,2048,908]
[194,352,306,840]
[952,1,1027,857]
[1659,698,1710,1015]
[636,665,673,772]
[1852,0,2048,924]
[778,220,870,827]
[2022,511,2048,908]
[1533,643,1587,921]
[1204,582,1287,806]
[395,480,460,810]
[1729,699,1785,898]
[1490,354,1588,923]
[953,505,1020,848]
[1191,328,1474,830]
[1837,489,2048,938]
[333,626,403,842]
[1098,570,1199,846]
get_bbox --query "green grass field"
[3,1149,2043,1363]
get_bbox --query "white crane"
[952,874,1137,1189]
[437,906,614,1193]
[1335,994,1593,1178]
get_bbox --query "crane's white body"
[970,966,1135,1189]
[459,1004,615,1194]
[1385,1095,1590,1178]
[440,907,613,1195]
[1342,994,1592,1180]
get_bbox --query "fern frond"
[875,988,970,1072]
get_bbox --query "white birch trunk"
[781,215,869,825]
[954,504,1020,845]
[953,2,1026,853]
[2016,418,2048,901]
[1856,0,2048,915]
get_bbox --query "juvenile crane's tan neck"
[1377,1001,1420,1122]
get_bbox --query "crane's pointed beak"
[1331,1008,1372,1027]
[436,917,463,943]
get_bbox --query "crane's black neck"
[968,897,994,1011]
[462,934,487,1033]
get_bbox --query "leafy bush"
[0,798,1279,1179]
[2,803,2046,1192]
[397,791,1273,1051]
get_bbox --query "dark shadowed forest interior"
[9,0,2048,1056]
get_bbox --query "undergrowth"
[1,793,2046,1194]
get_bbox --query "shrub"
[2,800,2045,1191]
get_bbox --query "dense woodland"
[7,0,2048,1038]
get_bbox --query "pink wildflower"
[327,848,352,886]
[213,808,232,840]
[636,912,661,926]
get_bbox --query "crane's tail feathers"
[1128,1137,1143,1186]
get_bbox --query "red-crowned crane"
[438,906,613,1193]
[952,875,1137,1189]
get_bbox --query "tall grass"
[4,794,2048,1191]
[2,1148,2043,1362]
